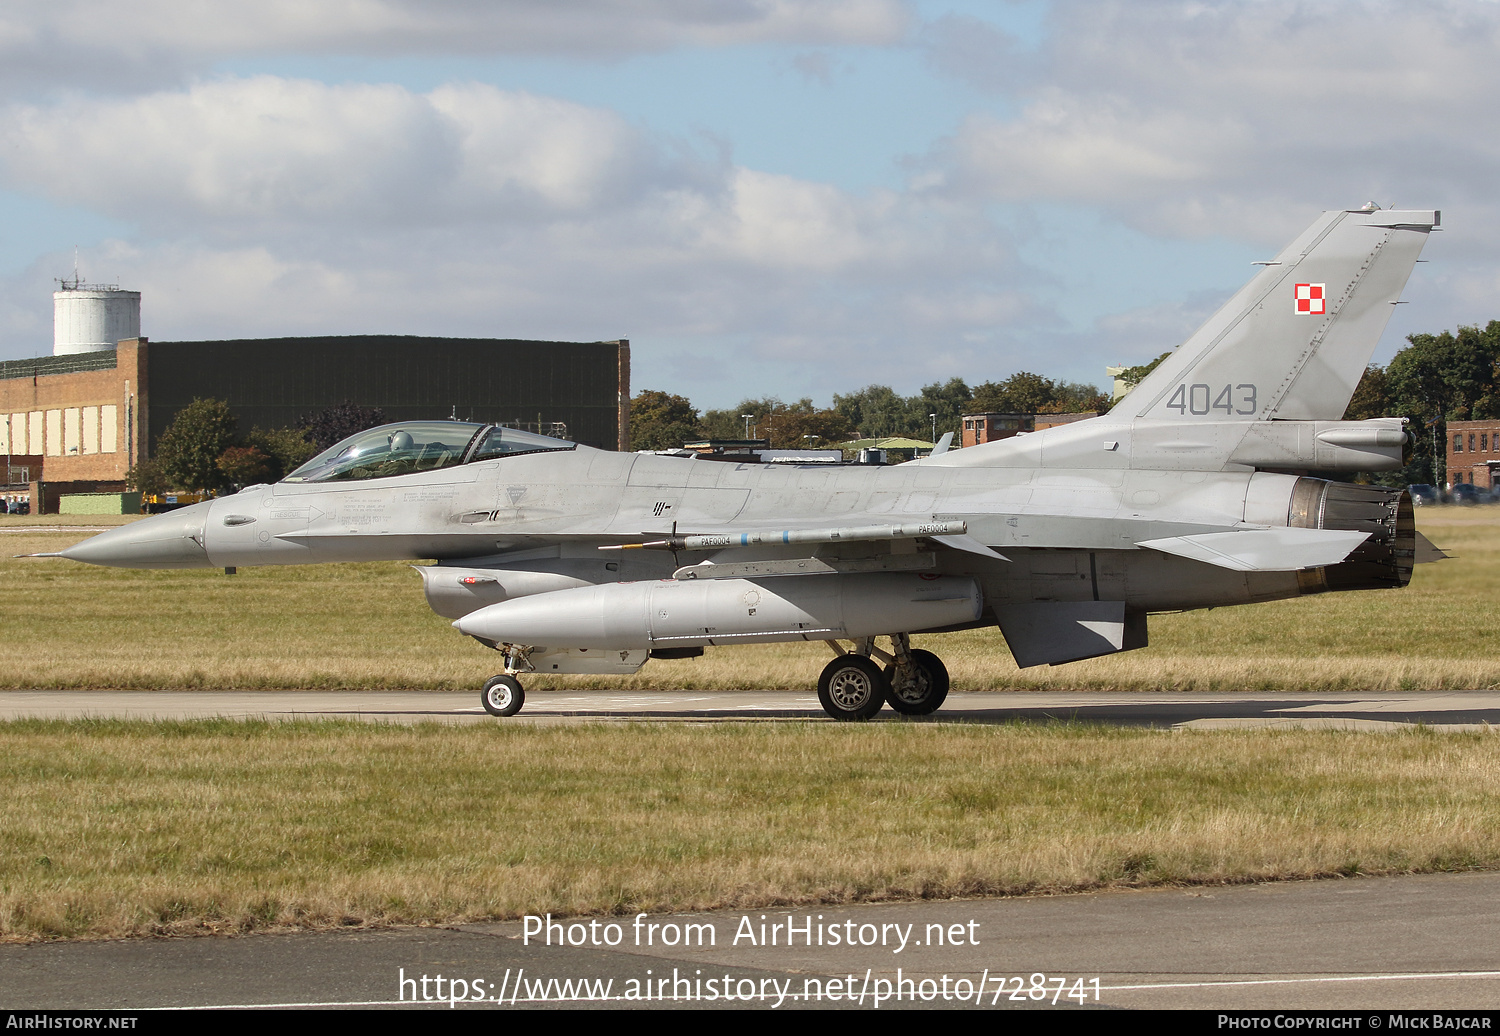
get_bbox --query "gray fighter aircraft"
[52,205,1439,720]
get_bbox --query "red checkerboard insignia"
[1294,283,1325,315]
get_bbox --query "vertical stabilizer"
[1119,208,1438,422]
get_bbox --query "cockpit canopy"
[283,421,575,483]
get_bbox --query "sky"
[0,0,1493,409]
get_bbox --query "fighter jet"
[52,206,1438,720]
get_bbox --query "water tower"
[53,274,141,356]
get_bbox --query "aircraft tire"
[481,674,525,717]
[884,649,949,715]
[817,655,888,721]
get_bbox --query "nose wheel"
[481,674,525,717]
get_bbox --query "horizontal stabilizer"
[997,601,1143,668]
[1414,531,1450,564]
[1137,528,1370,572]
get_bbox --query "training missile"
[598,520,969,552]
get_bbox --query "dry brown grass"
[0,514,140,528]
[1,508,1494,942]
[0,507,1495,691]
[2,720,1497,941]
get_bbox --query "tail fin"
[1117,207,1438,422]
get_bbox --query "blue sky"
[0,1,1490,408]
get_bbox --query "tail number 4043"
[1167,383,1257,416]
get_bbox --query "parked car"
[1450,483,1484,505]
[1408,484,1440,506]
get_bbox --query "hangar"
[0,283,631,511]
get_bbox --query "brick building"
[1,335,631,511]
[960,412,1033,448]
[0,342,144,510]
[960,410,1102,448]
[1034,411,1103,432]
[1446,419,1500,489]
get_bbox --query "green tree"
[914,378,973,442]
[764,400,857,448]
[701,397,772,442]
[1114,351,1172,396]
[630,390,700,450]
[832,385,914,439]
[1342,365,1390,422]
[1043,380,1111,414]
[1386,321,1500,484]
[246,426,318,480]
[1388,324,1500,422]
[697,408,750,440]
[299,402,387,451]
[724,397,857,448]
[154,398,239,493]
[971,371,1056,415]
[124,458,169,497]
[216,445,273,489]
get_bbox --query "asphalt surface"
[5,688,1497,1012]
[5,873,1499,1010]
[3,688,1499,729]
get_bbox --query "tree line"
[1053,323,1500,487]
[133,317,1491,494]
[1343,319,1500,486]
[127,400,388,495]
[630,374,1111,451]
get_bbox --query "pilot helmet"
[389,430,415,452]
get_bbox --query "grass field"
[2,720,1497,941]
[2,509,1499,941]
[0,508,1496,692]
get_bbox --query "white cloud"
[0,0,909,97]
[2,78,709,230]
[5,79,456,225]
[10,2,1497,401]
[429,84,669,216]
[942,94,1233,201]
[921,1,1500,244]
[0,73,1043,400]
[0,76,999,280]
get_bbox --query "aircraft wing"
[596,519,1006,580]
[1136,527,1370,572]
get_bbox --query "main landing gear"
[817,634,950,721]
[476,636,950,721]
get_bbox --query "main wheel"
[481,674,525,717]
[884,648,950,716]
[817,655,889,721]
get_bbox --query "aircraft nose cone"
[60,501,214,569]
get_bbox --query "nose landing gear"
[481,673,525,717]
[478,644,533,717]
